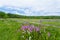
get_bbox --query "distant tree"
[0,11,9,19]
[0,11,6,18]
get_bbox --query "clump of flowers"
[21,24,40,32]
[20,24,40,40]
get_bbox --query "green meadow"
[0,18,60,40]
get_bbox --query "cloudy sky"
[0,0,60,16]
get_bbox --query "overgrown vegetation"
[0,11,60,19]
[0,19,60,40]
[0,11,60,40]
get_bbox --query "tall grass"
[0,19,60,40]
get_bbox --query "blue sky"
[0,0,60,16]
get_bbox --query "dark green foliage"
[0,11,6,18]
[0,11,60,19]
[7,13,20,18]
[0,11,8,19]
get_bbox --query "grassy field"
[0,18,60,40]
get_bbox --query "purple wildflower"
[28,26,34,32]
[28,25,35,32]
[21,25,40,32]
[47,32,50,37]
[35,27,40,32]
[21,25,29,31]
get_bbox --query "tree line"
[0,11,60,19]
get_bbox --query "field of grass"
[0,18,60,40]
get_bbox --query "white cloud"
[0,0,60,16]
[0,0,36,7]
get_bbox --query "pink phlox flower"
[35,27,40,32]
[21,25,29,31]
[47,32,50,37]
